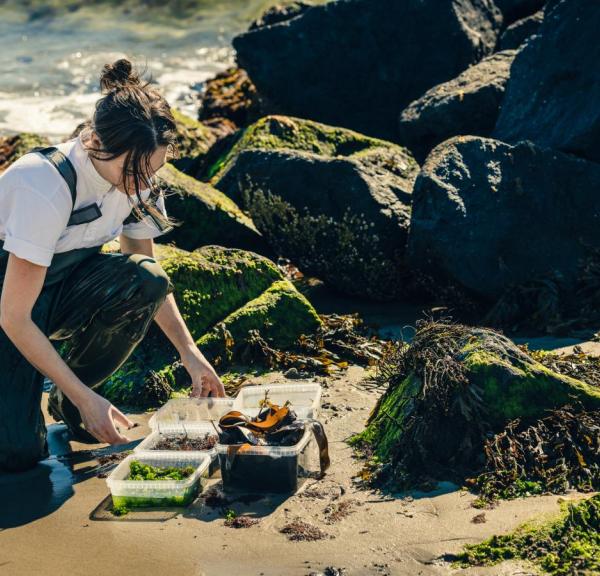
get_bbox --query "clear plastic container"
[106,453,210,509]
[233,383,322,420]
[148,397,235,432]
[216,427,313,493]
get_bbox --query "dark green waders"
[0,147,173,473]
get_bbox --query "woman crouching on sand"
[0,58,225,473]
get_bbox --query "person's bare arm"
[118,235,226,397]
[0,252,134,444]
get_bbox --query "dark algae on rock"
[455,496,600,576]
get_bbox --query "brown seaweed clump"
[235,313,387,375]
[469,405,600,504]
[280,519,329,541]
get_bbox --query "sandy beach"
[1,351,592,576]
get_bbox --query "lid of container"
[233,382,322,417]
[149,397,235,431]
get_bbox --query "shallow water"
[0,0,307,140]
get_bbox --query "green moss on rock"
[154,163,267,253]
[456,496,600,575]
[99,245,322,407]
[154,244,283,339]
[169,108,215,176]
[197,279,322,359]
[207,114,415,183]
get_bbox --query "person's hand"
[184,353,226,398]
[75,388,134,444]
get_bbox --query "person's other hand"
[76,388,134,444]
[185,355,226,398]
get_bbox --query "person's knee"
[127,254,171,304]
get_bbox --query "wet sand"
[0,353,593,576]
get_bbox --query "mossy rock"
[197,278,322,361]
[169,108,215,176]
[353,322,600,484]
[154,163,269,254]
[208,114,415,186]
[99,244,321,406]
[211,115,418,300]
[0,132,51,172]
[154,243,283,339]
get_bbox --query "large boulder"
[232,0,502,142]
[397,50,516,163]
[153,163,269,255]
[212,115,419,300]
[155,244,285,338]
[98,244,322,406]
[494,0,600,163]
[407,136,600,303]
[498,10,544,50]
[0,133,51,172]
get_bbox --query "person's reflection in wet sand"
[0,424,74,529]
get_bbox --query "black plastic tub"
[216,428,312,494]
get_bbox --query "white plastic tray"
[232,383,322,420]
[106,452,210,508]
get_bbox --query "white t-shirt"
[0,132,168,267]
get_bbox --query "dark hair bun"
[100,58,141,92]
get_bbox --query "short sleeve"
[2,184,70,267]
[121,188,171,240]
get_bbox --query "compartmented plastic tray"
[135,421,218,456]
[135,421,220,475]
[216,427,313,494]
[106,453,210,509]
[233,383,322,420]
[148,397,235,432]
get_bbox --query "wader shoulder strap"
[28,146,102,227]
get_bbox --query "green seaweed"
[155,163,264,252]
[351,321,600,489]
[456,496,600,575]
[128,460,195,481]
